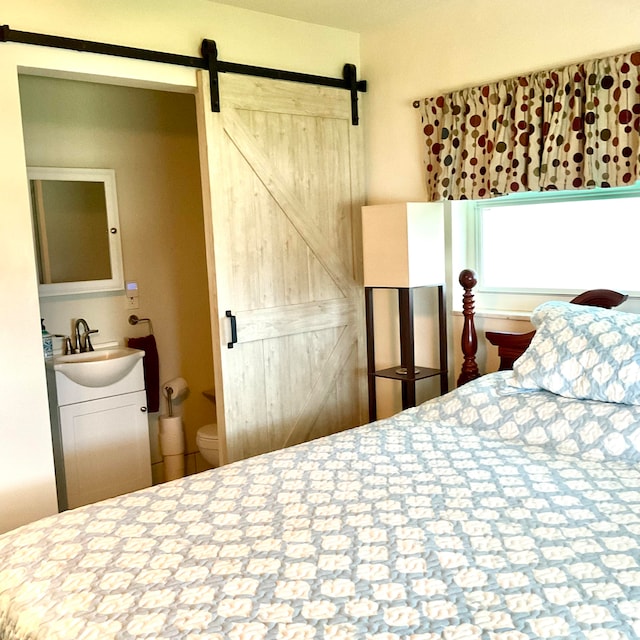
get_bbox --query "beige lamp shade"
[362,202,445,287]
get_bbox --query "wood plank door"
[196,71,367,464]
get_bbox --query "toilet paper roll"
[159,416,185,456]
[163,453,185,482]
[162,377,189,401]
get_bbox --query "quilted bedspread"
[1,372,639,639]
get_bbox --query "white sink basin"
[53,347,145,388]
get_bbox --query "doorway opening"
[19,74,216,493]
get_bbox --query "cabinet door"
[196,72,367,464]
[59,390,151,509]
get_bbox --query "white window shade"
[477,187,640,295]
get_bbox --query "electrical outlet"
[126,296,139,309]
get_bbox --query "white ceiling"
[212,0,428,32]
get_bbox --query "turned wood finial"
[457,269,480,386]
[459,269,477,291]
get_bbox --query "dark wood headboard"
[457,269,629,385]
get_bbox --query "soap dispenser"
[41,319,53,358]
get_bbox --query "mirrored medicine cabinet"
[28,167,125,297]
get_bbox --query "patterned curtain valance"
[415,51,640,201]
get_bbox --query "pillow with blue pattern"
[512,301,640,405]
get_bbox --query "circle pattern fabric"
[416,51,640,200]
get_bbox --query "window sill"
[452,309,531,321]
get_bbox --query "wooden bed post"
[457,269,480,386]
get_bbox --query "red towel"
[127,335,160,412]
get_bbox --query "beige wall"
[2,0,359,77]
[360,0,640,415]
[0,0,359,533]
[20,75,214,481]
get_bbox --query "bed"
[1,279,640,639]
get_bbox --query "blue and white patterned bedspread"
[1,372,639,639]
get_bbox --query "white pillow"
[512,301,640,405]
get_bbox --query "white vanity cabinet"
[46,356,152,510]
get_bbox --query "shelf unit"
[365,285,448,421]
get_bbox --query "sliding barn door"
[196,71,367,464]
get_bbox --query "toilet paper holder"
[162,377,189,417]
[165,387,175,417]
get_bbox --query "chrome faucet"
[74,318,98,352]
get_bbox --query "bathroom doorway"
[19,75,216,483]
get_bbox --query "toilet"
[196,423,219,467]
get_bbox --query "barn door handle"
[226,310,237,349]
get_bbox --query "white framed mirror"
[28,167,124,297]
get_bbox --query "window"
[474,184,640,297]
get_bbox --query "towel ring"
[128,314,154,334]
